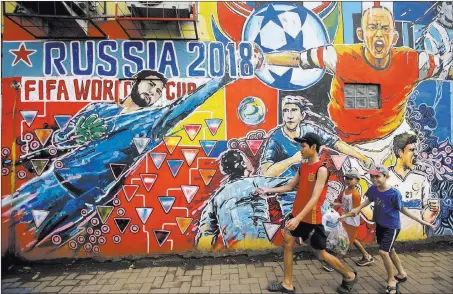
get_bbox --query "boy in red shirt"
[333,169,374,266]
[256,133,358,294]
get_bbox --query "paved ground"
[2,249,453,293]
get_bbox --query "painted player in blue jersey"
[196,149,296,249]
[2,69,234,251]
[260,96,373,178]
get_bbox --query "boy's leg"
[376,224,400,291]
[354,239,375,266]
[353,239,370,258]
[379,250,398,288]
[268,229,296,293]
[282,229,296,289]
[390,248,407,280]
[310,225,358,293]
[319,250,355,280]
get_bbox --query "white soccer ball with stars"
[243,3,329,90]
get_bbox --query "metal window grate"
[3,1,108,39]
[344,84,381,109]
[114,2,198,40]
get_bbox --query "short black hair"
[294,132,323,153]
[393,133,417,158]
[220,150,246,179]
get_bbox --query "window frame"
[344,83,381,110]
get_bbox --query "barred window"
[344,84,381,109]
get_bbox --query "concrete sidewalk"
[2,250,453,293]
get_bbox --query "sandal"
[336,271,358,294]
[384,284,400,294]
[394,275,407,283]
[267,281,295,294]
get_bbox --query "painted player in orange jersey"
[258,6,453,169]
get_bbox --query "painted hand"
[361,156,374,169]
[428,198,440,212]
[251,42,265,71]
[75,114,107,144]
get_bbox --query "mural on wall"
[1,1,452,260]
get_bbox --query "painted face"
[360,8,397,59]
[400,143,417,170]
[370,173,388,188]
[282,103,304,132]
[300,142,315,159]
[439,2,453,25]
[134,76,164,107]
[241,153,254,177]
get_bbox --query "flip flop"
[384,284,400,294]
[394,276,407,283]
[336,271,358,294]
[267,281,295,294]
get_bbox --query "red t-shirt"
[293,161,329,224]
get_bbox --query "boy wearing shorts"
[333,169,374,266]
[341,165,435,294]
[257,133,358,294]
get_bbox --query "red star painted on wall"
[9,43,37,67]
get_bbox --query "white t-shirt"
[342,192,361,227]
[388,167,431,240]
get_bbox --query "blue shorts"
[376,223,400,252]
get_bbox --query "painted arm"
[52,103,106,149]
[334,140,374,168]
[261,153,301,177]
[264,45,337,74]
[419,24,453,80]
[418,50,453,81]
[196,200,219,250]
[157,76,234,135]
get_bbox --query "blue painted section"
[342,2,361,44]
[393,2,435,25]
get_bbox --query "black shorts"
[376,223,400,252]
[289,221,327,250]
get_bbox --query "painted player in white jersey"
[417,2,453,79]
[387,133,440,241]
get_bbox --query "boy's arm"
[332,202,342,209]
[401,207,436,230]
[340,198,371,219]
[289,166,328,227]
[256,171,300,195]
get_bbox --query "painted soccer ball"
[243,3,329,90]
[237,97,266,126]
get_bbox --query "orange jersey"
[293,161,329,224]
[327,44,435,143]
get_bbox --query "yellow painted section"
[197,2,217,42]
[334,3,344,44]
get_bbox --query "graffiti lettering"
[166,81,197,101]
[43,40,254,78]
